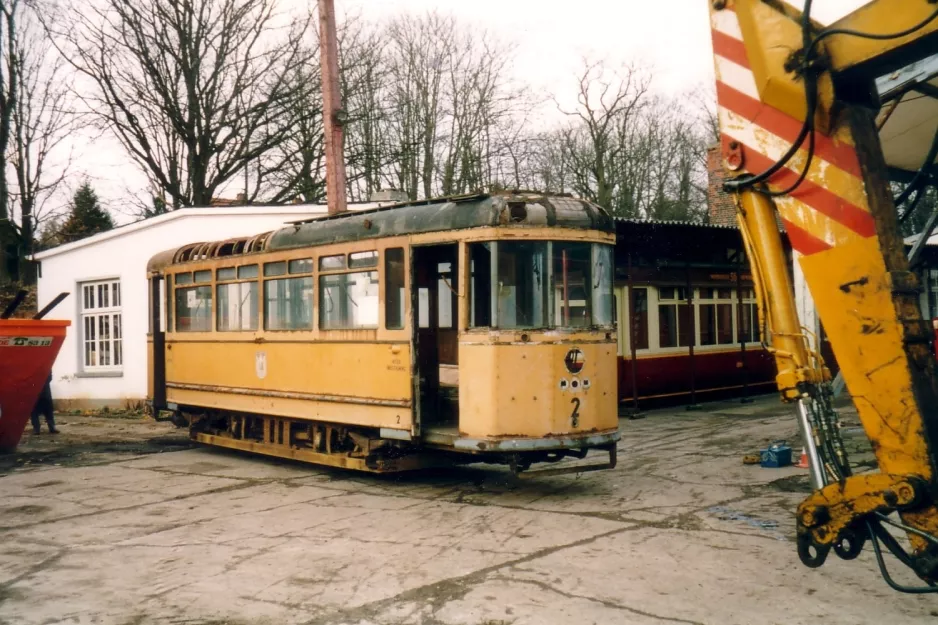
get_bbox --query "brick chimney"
[707,144,737,226]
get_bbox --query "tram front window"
[470,241,614,330]
[497,242,548,329]
[552,242,591,328]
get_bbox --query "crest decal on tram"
[564,348,585,374]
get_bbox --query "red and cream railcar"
[612,220,780,405]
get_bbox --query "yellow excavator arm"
[709,0,938,591]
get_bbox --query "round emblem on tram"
[564,348,585,374]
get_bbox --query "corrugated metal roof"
[613,217,738,230]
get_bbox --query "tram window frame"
[165,275,173,332]
[319,254,346,271]
[217,278,259,332]
[592,244,615,328]
[264,275,314,331]
[238,264,259,279]
[289,258,313,274]
[319,270,380,330]
[385,248,406,330]
[551,242,592,329]
[264,261,287,277]
[175,284,213,332]
[349,251,378,269]
[469,243,493,328]
[497,241,548,329]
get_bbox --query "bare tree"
[0,0,19,281]
[53,0,313,209]
[557,60,650,212]
[0,0,78,281]
[10,6,75,254]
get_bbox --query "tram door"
[412,244,459,428]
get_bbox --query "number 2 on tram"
[146,193,620,475]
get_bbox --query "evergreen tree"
[59,183,115,243]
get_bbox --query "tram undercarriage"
[168,408,618,476]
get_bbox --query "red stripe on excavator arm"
[715,82,862,179]
[711,29,751,69]
[780,219,832,256]
[722,136,877,239]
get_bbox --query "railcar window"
[218,281,259,331]
[552,242,591,328]
[699,289,738,346]
[738,288,760,343]
[166,276,173,331]
[592,245,614,327]
[175,286,212,332]
[349,251,378,269]
[320,255,346,271]
[658,287,692,348]
[289,258,313,274]
[497,242,547,329]
[175,272,193,285]
[264,261,287,277]
[238,265,258,279]
[320,271,379,329]
[194,270,211,283]
[631,287,649,349]
[264,277,313,330]
[469,244,492,327]
[438,262,454,328]
[385,248,405,329]
[217,267,236,281]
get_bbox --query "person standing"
[31,373,58,434]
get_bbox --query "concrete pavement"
[1,396,936,624]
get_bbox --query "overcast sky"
[87,0,871,223]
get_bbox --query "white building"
[35,203,378,409]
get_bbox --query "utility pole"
[318,0,348,215]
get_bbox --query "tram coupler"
[512,444,617,479]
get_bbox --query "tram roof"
[149,192,613,273]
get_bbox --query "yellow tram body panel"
[459,337,617,440]
[164,338,413,431]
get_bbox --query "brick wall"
[707,145,737,226]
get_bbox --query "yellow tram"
[146,192,619,475]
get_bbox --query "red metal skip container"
[0,319,70,452]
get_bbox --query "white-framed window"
[80,279,122,372]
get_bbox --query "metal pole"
[686,262,701,410]
[627,251,640,416]
[796,398,827,489]
[736,253,753,403]
[318,0,347,215]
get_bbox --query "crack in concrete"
[489,575,709,625]
[0,480,258,532]
[302,525,637,625]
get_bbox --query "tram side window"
[592,244,614,327]
[265,277,313,331]
[658,287,692,348]
[176,285,212,332]
[630,287,649,350]
[469,243,492,327]
[552,242,591,328]
[385,248,405,329]
[217,281,258,331]
[320,271,379,329]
